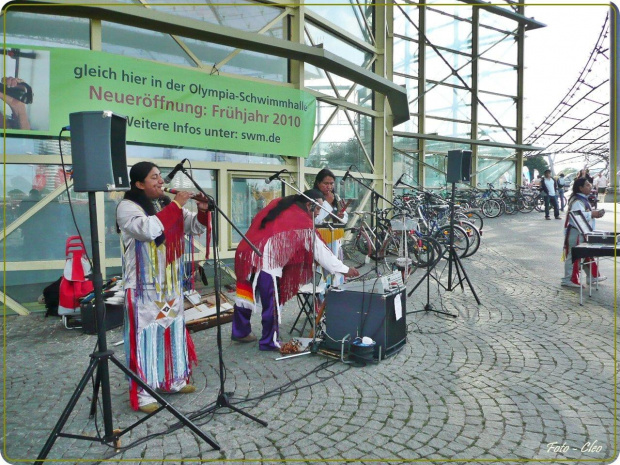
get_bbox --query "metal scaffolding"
[524,13,610,173]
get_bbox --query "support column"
[471,6,480,187]
[515,5,526,187]
[418,6,426,186]
[604,4,619,202]
[290,2,307,189]
[375,4,390,202]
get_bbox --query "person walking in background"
[593,172,607,195]
[540,169,560,220]
[116,161,211,413]
[561,178,606,288]
[556,173,567,211]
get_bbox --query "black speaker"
[80,302,124,335]
[323,288,407,359]
[446,149,472,183]
[69,111,130,192]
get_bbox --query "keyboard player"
[561,177,606,288]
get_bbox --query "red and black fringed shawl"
[235,199,322,305]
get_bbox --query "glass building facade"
[1,1,541,313]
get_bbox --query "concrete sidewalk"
[1,209,617,464]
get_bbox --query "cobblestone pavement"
[2,206,617,465]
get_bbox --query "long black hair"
[567,177,589,207]
[313,168,336,189]
[259,188,324,229]
[123,161,170,216]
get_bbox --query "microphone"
[394,173,405,186]
[340,165,353,185]
[265,169,287,184]
[164,159,188,183]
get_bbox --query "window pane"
[306,4,374,44]
[477,158,516,187]
[101,21,195,66]
[393,136,419,189]
[1,12,90,49]
[230,177,282,244]
[426,9,472,53]
[425,48,471,87]
[305,23,372,69]
[3,163,90,262]
[478,124,516,145]
[425,140,470,153]
[2,269,65,309]
[422,1,473,21]
[394,37,419,77]
[425,117,471,139]
[424,153,447,188]
[146,0,285,35]
[304,22,374,101]
[394,4,419,35]
[478,93,516,127]
[426,84,471,122]
[307,109,372,172]
[479,27,517,65]
[478,59,516,95]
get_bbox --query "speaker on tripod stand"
[35,111,218,464]
[444,149,480,303]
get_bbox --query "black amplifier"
[80,302,124,335]
[322,288,407,360]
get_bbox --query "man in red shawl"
[232,188,359,351]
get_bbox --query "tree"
[524,156,549,181]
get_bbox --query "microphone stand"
[175,166,267,427]
[397,179,457,318]
[271,175,344,361]
[344,173,396,276]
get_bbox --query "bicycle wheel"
[410,235,440,268]
[461,210,484,231]
[503,198,517,215]
[433,224,470,259]
[342,228,371,267]
[458,221,481,258]
[517,197,534,213]
[534,195,544,212]
[381,231,416,277]
[481,199,502,218]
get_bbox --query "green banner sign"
[9,46,316,157]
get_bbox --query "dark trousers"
[557,190,566,210]
[544,195,559,218]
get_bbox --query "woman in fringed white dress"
[117,161,210,413]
